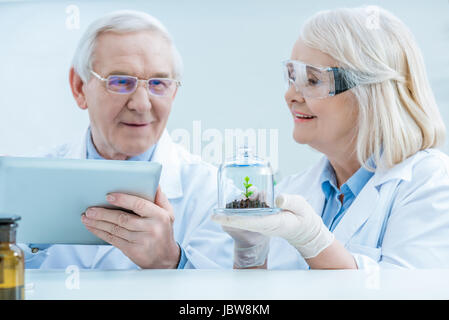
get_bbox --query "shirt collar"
[345,165,374,197]
[320,158,374,199]
[86,126,156,161]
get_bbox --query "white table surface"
[23,268,449,300]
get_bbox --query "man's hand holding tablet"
[81,186,181,269]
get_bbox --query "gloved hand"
[212,194,334,259]
[221,226,270,268]
[216,189,270,268]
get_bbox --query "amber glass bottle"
[0,215,24,300]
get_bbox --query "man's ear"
[171,86,178,100]
[69,67,88,110]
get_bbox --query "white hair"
[301,6,446,170]
[71,10,183,82]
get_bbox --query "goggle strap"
[331,67,355,95]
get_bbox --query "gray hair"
[71,10,183,82]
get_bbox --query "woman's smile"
[292,111,317,123]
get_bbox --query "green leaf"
[247,184,253,188]
[245,176,250,183]
[247,191,254,197]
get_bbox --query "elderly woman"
[212,6,449,269]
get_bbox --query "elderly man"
[22,10,232,269]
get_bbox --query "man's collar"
[86,126,156,162]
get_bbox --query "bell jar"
[214,147,280,216]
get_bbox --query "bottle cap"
[0,215,20,243]
[0,215,21,225]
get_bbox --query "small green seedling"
[242,176,253,199]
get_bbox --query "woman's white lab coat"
[269,149,449,269]
[23,129,233,269]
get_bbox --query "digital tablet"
[0,156,162,245]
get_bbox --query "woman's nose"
[284,83,305,105]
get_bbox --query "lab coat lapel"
[332,154,416,245]
[332,178,380,244]
[64,128,88,160]
[303,179,326,218]
[298,157,327,216]
[151,129,183,200]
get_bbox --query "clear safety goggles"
[90,70,181,97]
[283,60,355,99]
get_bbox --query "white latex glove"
[221,226,270,268]
[212,194,334,259]
[216,189,270,268]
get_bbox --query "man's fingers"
[154,186,175,223]
[106,193,164,219]
[154,186,174,221]
[84,223,131,250]
[85,207,145,231]
[82,214,138,242]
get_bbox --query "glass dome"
[214,147,280,216]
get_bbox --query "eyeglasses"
[283,60,355,99]
[90,70,181,97]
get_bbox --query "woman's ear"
[69,67,88,110]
